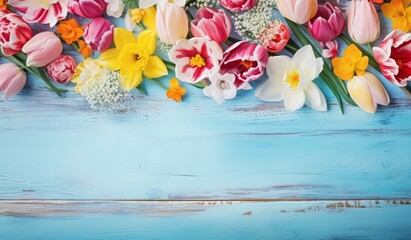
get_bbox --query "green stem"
[401,85,411,98]
[367,42,373,53]
[285,44,298,53]
[145,77,168,90]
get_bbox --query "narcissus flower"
[57,18,84,45]
[381,0,411,33]
[255,45,327,112]
[203,72,237,104]
[125,7,156,31]
[98,28,168,91]
[166,78,186,102]
[332,44,369,80]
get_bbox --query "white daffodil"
[203,73,237,104]
[255,45,327,111]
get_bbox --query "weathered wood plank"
[1,200,411,239]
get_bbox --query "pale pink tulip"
[191,7,231,44]
[220,41,268,89]
[22,31,63,67]
[84,17,114,53]
[277,0,318,24]
[156,3,188,45]
[346,0,380,44]
[9,0,68,27]
[219,0,257,13]
[0,63,26,98]
[68,0,107,18]
[308,2,344,42]
[373,30,411,87]
[0,13,32,56]
[45,55,77,84]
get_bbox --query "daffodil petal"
[170,78,179,88]
[137,30,157,56]
[304,82,327,111]
[120,69,143,91]
[98,48,121,70]
[255,79,284,102]
[114,28,137,50]
[332,57,355,80]
[282,88,305,111]
[144,56,168,78]
[347,76,376,114]
[355,56,369,76]
[344,44,362,63]
[143,6,157,30]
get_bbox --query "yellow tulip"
[98,28,168,91]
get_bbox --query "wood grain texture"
[1,200,411,239]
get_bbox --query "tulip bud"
[22,31,63,67]
[0,13,33,56]
[84,17,114,53]
[68,0,108,18]
[308,3,345,42]
[277,0,318,24]
[156,3,188,45]
[346,0,380,44]
[45,55,77,84]
[0,63,26,98]
[191,7,232,44]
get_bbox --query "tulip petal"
[114,28,137,49]
[139,0,157,9]
[347,76,376,114]
[255,79,284,102]
[136,30,157,56]
[98,48,121,70]
[363,73,390,106]
[120,69,143,91]
[304,82,327,111]
[4,71,26,98]
[144,56,168,78]
[283,88,305,111]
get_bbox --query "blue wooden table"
[1,3,411,239]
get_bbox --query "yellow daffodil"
[98,28,168,91]
[382,0,411,32]
[125,6,156,31]
[166,78,186,102]
[332,44,369,80]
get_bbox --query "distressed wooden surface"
[1,2,411,239]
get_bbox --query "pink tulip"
[84,17,114,53]
[219,0,257,13]
[277,0,318,24]
[0,63,26,98]
[22,31,63,67]
[0,13,32,56]
[220,41,268,89]
[307,2,344,42]
[68,0,107,18]
[8,0,68,27]
[45,55,77,84]
[346,0,380,44]
[258,21,290,53]
[191,7,232,44]
[373,30,411,87]
[156,3,188,45]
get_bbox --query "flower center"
[131,9,145,23]
[240,60,254,69]
[285,69,300,89]
[218,80,228,89]
[190,54,206,68]
[119,43,148,71]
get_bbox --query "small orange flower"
[76,39,93,58]
[57,18,85,45]
[166,78,186,102]
[0,0,7,10]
